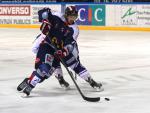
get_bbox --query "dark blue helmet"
[65,6,78,18]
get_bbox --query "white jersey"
[32,11,79,54]
[32,33,46,54]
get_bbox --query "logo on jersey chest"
[51,37,64,49]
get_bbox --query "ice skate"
[17,78,28,91]
[56,75,70,90]
[87,77,104,92]
[22,84,34,96]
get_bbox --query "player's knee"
[72,63,90,80]
[38,63,54,79]
[72,63,86,74]
[54,67,63,77]
[28,71,45,86]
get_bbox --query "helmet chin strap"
[64,17,69,25]
[64,17,74,25]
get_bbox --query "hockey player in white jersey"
[17,6,103,96]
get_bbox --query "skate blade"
[64,86,70,90]
[21,93,29,98]
[94,86,104,92]
[61,85,70,90]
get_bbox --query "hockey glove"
[55,47,69,58]
[38,8,51,22]
[54,44,73,59]
[40,19,51,35]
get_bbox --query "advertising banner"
[120,5,137,25]
[0,4,61,25]
[115,5,150,27]
[137,5,150,26]
[0,5,30,16]
[31,5,61,24]
[76,4,105,26]
[0,3,149,30]
[0,5,31,24]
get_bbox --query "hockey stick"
[50,45,100,102]
[60,59,100,102]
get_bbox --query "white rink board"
[106,4,150,27]
[0,4,61,25]
[0,4,150,29]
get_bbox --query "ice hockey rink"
[0,28,150,113]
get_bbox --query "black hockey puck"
[104,97,110,101]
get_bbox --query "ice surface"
[0,28,150,113]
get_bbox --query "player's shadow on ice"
[25,80,105,98]
[31,87,78,97]
[31,85,101,98]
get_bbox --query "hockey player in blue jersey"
[31,6,80,89]
[17,6,103,96]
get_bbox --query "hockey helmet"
[65,6,78,18]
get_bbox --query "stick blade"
[83,96,100,102]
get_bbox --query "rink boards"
[0,3,150,31]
